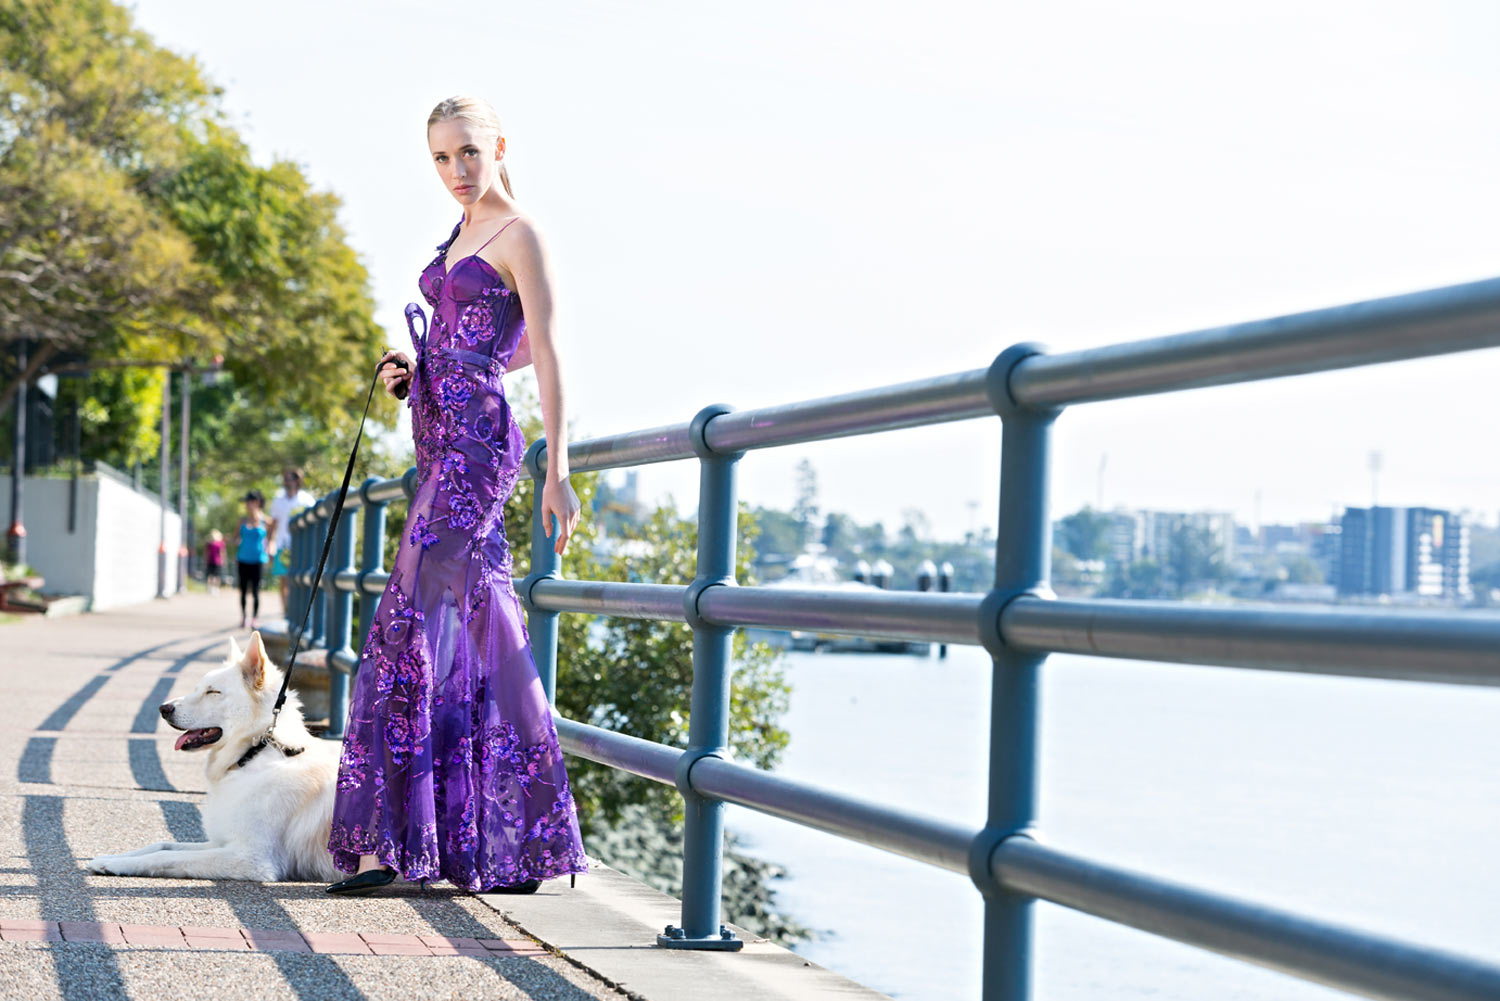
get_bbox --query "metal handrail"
[284,275,1500,1000]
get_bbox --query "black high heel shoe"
[487,878,542,895]
[326,867,397,896]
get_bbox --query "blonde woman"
[326,96,587,895]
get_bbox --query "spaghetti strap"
[475,216,521,254]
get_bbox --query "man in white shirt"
[267,466,316,615]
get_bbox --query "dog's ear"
[240,631,268,690]
[227,635,243,663]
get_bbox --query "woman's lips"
[454,184,473,193]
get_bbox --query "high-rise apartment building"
[1338,506,1470,600]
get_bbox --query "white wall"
[19,470,181,610]
[17,476,95,597]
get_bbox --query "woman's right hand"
[378,350,415,398]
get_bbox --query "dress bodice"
[407,216,529,481]
[416,217,526,370]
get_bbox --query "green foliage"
[748,504,803,568]
[1057,506,1114,561]
[1166,521,1225,594]
[3,0,389,544]
[1283,554,1325,585]
[0,0,211,366]
[820,510,858,552]
[495,384,796,938]
[55,366,165,467]
[1103,559,1164,599]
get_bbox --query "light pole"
[177,369,189,593]
[157,373,169,598]
[6,338,26,566]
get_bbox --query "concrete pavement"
[1,589,891,1001]
[1,591,626,1001]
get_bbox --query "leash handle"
[385,304,427,401]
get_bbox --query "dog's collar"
[232,736,306,770]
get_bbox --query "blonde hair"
[428,95,514,198]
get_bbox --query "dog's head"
[159,632,289,752]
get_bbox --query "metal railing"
[280,275,1500,1000]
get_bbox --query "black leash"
[262,324,418,746]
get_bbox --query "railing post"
[324,498,359,739]
[973,344,1059,1001]
[289,512,308,636]
[660,403,744,951]
[520,439,561,704]
[355,476,387,662]
[309,496,329,649]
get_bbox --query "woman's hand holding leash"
[378,350,414,399]
[380,303,428,400]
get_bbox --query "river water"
[725,644,1500,1000]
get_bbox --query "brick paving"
[1,918,544,956]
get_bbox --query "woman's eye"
[435,155,447,163]
[205,689,220,696]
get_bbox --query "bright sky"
[128,0,1500,538]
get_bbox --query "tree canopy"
[1,0,391,515]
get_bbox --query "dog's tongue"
[175,728,210,751]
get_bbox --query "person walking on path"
[204,529,227,595]
[325,95,587,896]
[268,466,316,613]
[236,490,269,629]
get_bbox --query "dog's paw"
[87,855,138,876]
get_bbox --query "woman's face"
[244,500,260,519]
[429,118,505,210]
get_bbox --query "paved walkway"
[1,591,626,1001]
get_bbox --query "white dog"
[88,631,343,882]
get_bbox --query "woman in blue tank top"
[236,490,269,629]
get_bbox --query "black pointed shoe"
[487,878,542,895]
[326,867,397,896]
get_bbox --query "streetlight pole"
[156,373,169,598]
[6,339,26,567]
[178,369,189,593]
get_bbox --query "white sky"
[127,0,1500,538]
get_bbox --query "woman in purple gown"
[325,95,588,895]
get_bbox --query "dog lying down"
[88,631,344,883]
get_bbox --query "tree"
[3,0,389,540]
[820,510,857,553]
[747,505,803,563]
[1058,506,1114,562]
[1166,521,1225,595]
[1283,554,1324,584]
[1,0,215,406]
[899,507,930,545]
[1104,559,1165,599]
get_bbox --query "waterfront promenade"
[0,592,886,1001]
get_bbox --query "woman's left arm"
[506,221,581,554]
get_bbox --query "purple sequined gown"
[327,216,588,889]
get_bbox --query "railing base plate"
[655,925,744,951]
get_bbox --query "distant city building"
[1107,509,1236,566]
[1260,524,1302,549]
[1338,506,1470,600]
[1308,523,1341,588]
